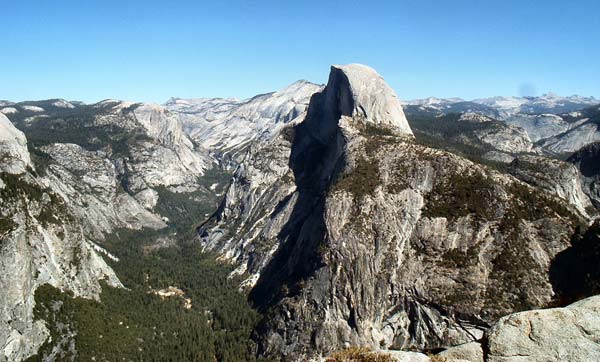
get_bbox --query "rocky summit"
[1,64,600,362]
[199,64,595,361]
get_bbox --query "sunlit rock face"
[0,100,214,361]
[505,113,570,142]
[1,65,597,362]
[326,64,413,135]
[509,154,596,219]
[166,80,323,164]
[0,117,124,362]
[486,295,600,362]
[568,141,600,209]
[199,64,584,361]
[0,114,31,174]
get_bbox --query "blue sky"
[2,0,599,103]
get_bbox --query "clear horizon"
[3,83,599,106]
[2,0,599,104]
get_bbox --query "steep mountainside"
[538,105,600,155]
[568,142,600,208]
[165,80,323,164]
[509,155,596,218]
[199,65,587,361]
[404,96,600,157]
[2,67,599,362]
[503,113,576,142]
[0,102,250,362]
[0,82,328,360]
[405,111,537,165]
[7,99,213,192]
[0,114,122,361]
[325,292,600,362]
[1,81,328,361]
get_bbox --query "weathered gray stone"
[510,154,595,219]
[437,342,483,362]
[0,114,31,174]
[200,64,585,361]
[486,295,600,362]
[568,141,600,210]
[387,350,431,362]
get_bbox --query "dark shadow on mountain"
[567,141,600,177]
[249,70,352,311]
[549,220,600,306]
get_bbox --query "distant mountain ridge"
[163,80,323,164]
[403,93,598,117]
[2,68,600,362]
[197,65,596,361]
[4,91,597,118]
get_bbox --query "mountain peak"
[271,79,322,100]
[328,64,413,135]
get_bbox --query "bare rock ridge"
[334,64,412,134]
[200,63,423,359]
[404,97,600,157]
[200,64,588,361]
[165,80,323,164]
[399,294,600,362]
[2,63,599,362]
[307,64,413,141]
[486,294,600,362]
[509,155,595,218]
[0,100,219,361]
[246,65,387,305]
[198,63,414,290]
[568,141,600,209]
[0,114,31,174]
[0,116,123,361]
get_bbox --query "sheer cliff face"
[200,65,584,361]
[568,142,600,209]
[0,102,213,361]
[198,64,413,287]
[0,116,124,362]
[165,80,324,164]
[509,155,596,219]
[0,88,323,361]
[306,64,413,140]
[0,114,31,174]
